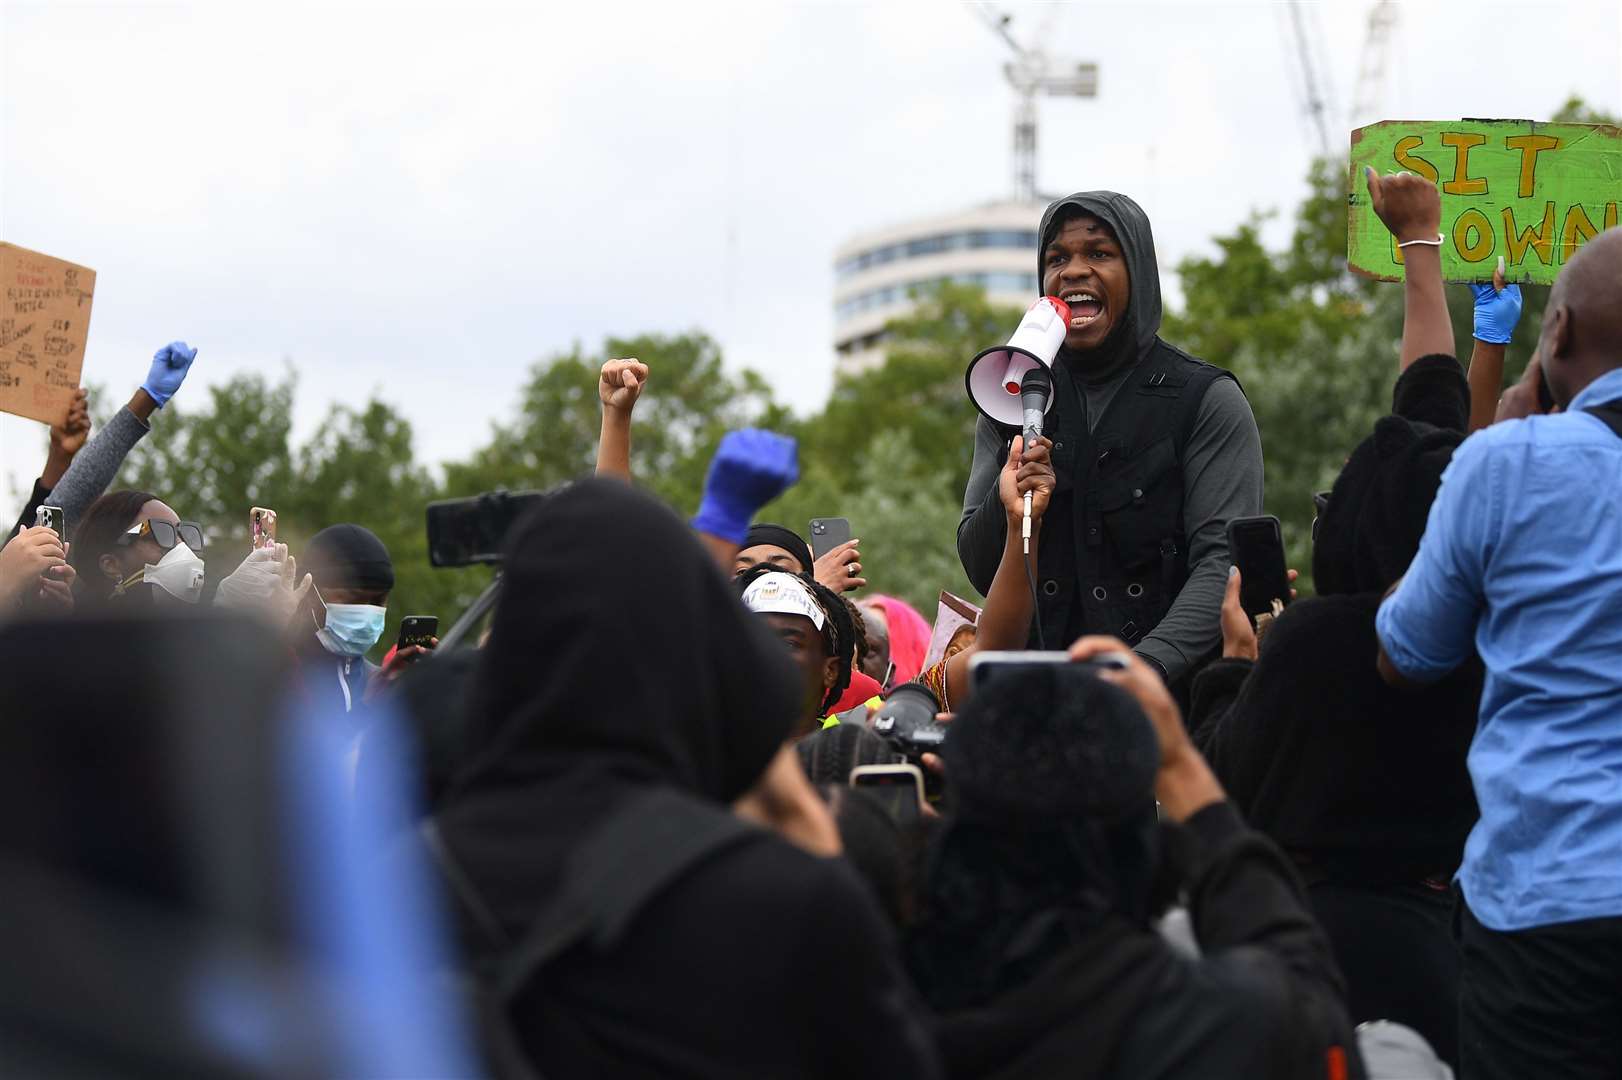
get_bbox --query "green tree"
[765,282,1021,608]
[445,332,791,515]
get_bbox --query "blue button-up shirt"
[1376,366,1622,932]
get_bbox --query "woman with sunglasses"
[68,490,207,607]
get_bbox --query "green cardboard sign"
[1348,119,1622,284]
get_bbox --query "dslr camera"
[870,683,948,794]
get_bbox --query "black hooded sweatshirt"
[957,191,1263,683]
[907,664,1364,1080]
[1188,355,1482,885]
[435,479,940,1080]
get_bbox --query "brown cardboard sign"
[0,243,96,425]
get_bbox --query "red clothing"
[831,670,884,716]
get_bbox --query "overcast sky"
[3,0,1619,512]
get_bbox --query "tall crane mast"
[1351,1,1399,126]
[977,6,1099,202]
[1279,1,1337,158]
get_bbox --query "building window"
[834,272,1038,322]
[834,229,1038,279]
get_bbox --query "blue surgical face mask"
[317,603,387,658]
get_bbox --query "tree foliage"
[17,94,1606,641]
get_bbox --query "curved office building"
[832,199,1044,376]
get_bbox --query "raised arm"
[941,435,1054,707]
[690,429,799,575]
[11,389,90,537]
[595,358,648,480]
[47,342,198,535]
[1465,259,1524,433]
[1366,166,1453,371]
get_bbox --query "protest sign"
[1348,120,1622,285]
[922,590,982,671]
[0,243,96,425]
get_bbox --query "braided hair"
[736,563,855,716]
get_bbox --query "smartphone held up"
[35,505,65,539]
[250,508,278,552]
[1226,515,1291,620]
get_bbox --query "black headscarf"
[438,479,802,936]
[742,523,814,574]
[1038,190,1164,383]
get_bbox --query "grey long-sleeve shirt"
[46,406,151,535]
[957,374,1264,684]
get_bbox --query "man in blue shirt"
[1377,227,1622,1080]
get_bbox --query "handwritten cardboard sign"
[0,243,96,425]
[1348,120,1622,285]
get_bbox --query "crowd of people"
[3,165,1621,1080]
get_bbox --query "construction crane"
[1278,1,1338,158]
[977,5,1099,203]
[1350,1,1399,126]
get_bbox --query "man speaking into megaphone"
[957,191,1264,690]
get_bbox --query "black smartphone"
[968,649,1130,694]
[35,505,65,539]
[1226,515,1291,619]
[808,517,852,562]
[397,615,439,651]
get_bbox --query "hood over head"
[455,478,801,805]
[1313,358,1468,595]
[1038,190,1163,381]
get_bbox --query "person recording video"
[957,192,1263,689]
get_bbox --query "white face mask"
[142,542,206,605]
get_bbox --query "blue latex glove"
[691,429,799,544]
[142,341,199,407]
[1468,282,1523,345]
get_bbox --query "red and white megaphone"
[964,296,1072,428]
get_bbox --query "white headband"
[741,571,826,631]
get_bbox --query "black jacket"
[1188,354,1483,884]
[436,480,940,1079]
[958,191,1262,682]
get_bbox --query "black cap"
[305,524,394,592]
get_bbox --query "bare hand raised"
[998,434,1056,522]
[50,389,92,458]
[1366,165,1442,245]
[599,358,649,412]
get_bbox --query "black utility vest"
[1029,343,1235,650]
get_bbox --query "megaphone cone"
[965,296,1072,427]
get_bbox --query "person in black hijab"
[905,645,1363,1080]
[433,478,939,1079]
[958,192,1263,689]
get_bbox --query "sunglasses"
[1310,490,1331,542]
[119,518,206,553]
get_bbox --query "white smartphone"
[850,763,926,823]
